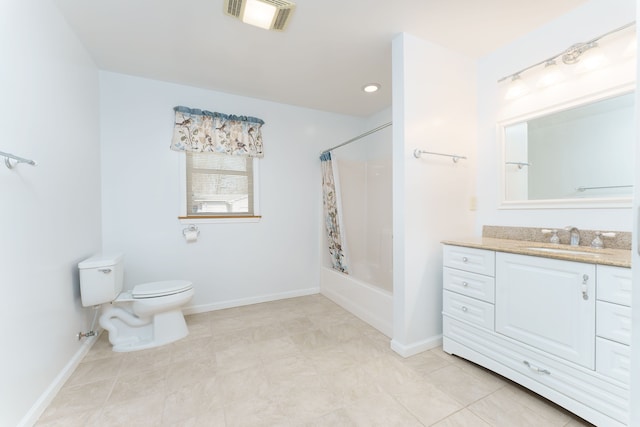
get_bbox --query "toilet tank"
[78,253,124,307]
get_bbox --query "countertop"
[442,237,631,268]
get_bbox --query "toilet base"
[101,305,190,352]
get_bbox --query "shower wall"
[320,124,393,336]
[337,155,392,292]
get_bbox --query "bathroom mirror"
[499,88,635,209]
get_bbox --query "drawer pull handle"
[523,360,551,375]
[461,306,468,312]
[462,281,469,287]
[462,257,468,263]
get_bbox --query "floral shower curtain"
[320,152,349,273]
[170,106,264,157]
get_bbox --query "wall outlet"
[469,196,477,211]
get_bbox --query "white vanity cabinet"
[442,244,631,427]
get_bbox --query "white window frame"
[178,152,261,224]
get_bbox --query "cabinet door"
[496,252,596,369]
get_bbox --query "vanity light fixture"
[498,21,635,98]
[224,0,296,31]
[362,83,381,93]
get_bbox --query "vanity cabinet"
[442,244,631,427]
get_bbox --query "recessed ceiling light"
[362,83,381,93]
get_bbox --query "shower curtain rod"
[320,122,392,155]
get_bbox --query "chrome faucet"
[565,226,580,246]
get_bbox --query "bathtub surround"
[0,1,102,426]
[319,107,394,338]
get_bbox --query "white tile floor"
[36,295,594,426]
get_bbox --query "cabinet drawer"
[443,267,495,303]
[596,337,630,385]
[596,301,631,346]
[443,245,495,276]
[597,265,632,307]
[443,290,494,330]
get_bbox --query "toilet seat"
[132,280,193,299]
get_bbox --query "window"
[183,152,259,218]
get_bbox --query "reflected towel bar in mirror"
[505,161,531,169]
[576,185,633,192]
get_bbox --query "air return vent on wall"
[224,0,296,31]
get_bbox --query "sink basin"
[526,247,601,257]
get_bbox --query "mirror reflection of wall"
[504,92,635,202]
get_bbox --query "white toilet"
[78,253,194,352]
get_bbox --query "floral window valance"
[170,106,264,158]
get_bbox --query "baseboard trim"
[19,333,100,427]
[183,287,320,315]
[390,335,442,358]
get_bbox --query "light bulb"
[624,37,637,58]
[537,60,565,88]
[575,43,608,73]
[505,75,529,100]
[362,83,381,93]
[242,0,277,30]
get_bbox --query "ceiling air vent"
[223,0,296,31]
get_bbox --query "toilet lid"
[132,280,193,298]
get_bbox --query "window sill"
[178,215,262,224]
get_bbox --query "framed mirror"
[499,86,635,209]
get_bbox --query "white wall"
[391,33,477,356]
[475,0,636,233]
[99,72,366,312]
[0,2,102,426]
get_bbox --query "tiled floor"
[36,295,593,426]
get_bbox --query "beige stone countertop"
[442,237,631,268]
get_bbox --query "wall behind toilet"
[99,72,371,312]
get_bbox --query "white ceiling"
[53,0,587,117]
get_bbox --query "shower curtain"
[320,152,349,273]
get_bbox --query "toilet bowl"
[78,254,194,352]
